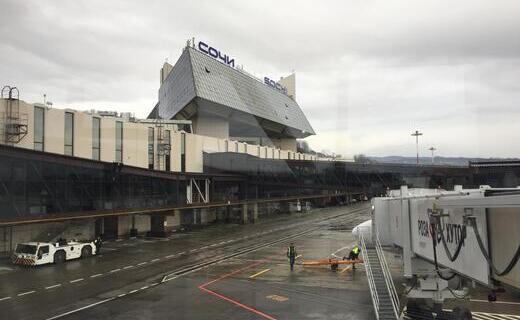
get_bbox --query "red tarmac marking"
[198,260,278,320]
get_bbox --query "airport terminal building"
[0,40,509,254]
[0,41,324,250]
[150,42,315,151]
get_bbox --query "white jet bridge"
[358,185,520,320]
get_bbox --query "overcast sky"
[1,0,519,158]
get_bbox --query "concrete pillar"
[193,209,199,225]
[242,204,248,224]
[252,203,258,222]
[280,201,290,214]
[200,208,208,225]
[165,210,181,232]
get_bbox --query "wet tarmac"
[0,204,371,319]
[1,203,518,320]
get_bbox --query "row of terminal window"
[33,106,186,171]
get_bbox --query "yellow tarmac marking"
[340,266,352,273]
[266,294,288,302]
[249,268,271,279]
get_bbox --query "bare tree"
[353,154,374,164]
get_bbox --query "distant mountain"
[368,156,520,166]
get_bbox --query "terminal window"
[115,121,123,162]
[64,112,74,156]
[92,117,101,160]
[164,129,171,171]
[180,132,186,172]
[148,127,154,170]
[34,106,44,151]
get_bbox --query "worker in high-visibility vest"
[347,245,360,269]
[287,243,297,271]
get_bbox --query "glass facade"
[115,121,123,162]
[92,117,101,160]
[64,112,74,156]
[0,151,183,220]
[34,107,44,151]
[148,127,154,170]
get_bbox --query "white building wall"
[45,108,66,155]
[100,117,116,162]
[0,99,319,175]
[74,110,92,159]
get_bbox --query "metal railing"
[359,230,380,319]
[375,231,400,319]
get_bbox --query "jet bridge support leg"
[241,204,248,224]
[252,203,258,222]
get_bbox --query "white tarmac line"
[123,265,134,269]
[0,296,12,301]
[109,268,121,273]
[137,262,147,266]
[151,258,160,262]
[45,297,115,320]
[18,290,35,296]
[90,273,103,278]
[165,254,175,258]
[70,278,84,283]
[45,284,62,289]
[129,289,138,294]
[471,299,520,306]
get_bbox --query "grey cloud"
[1,0,519,157]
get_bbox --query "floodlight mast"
[429,146,437,164]
[411,130,423,165]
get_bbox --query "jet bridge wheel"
[407,300,433,320]
[451,306,472,320]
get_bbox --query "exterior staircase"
[359,229,400,320]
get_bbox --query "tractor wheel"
[54,251,66,264]
[81,246,92,258]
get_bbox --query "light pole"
[411,130,423,165]
[429,147,436,164]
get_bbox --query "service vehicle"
[11,240,97,266]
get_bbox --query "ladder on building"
[359,229,400,320]
[1,86,28,145]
